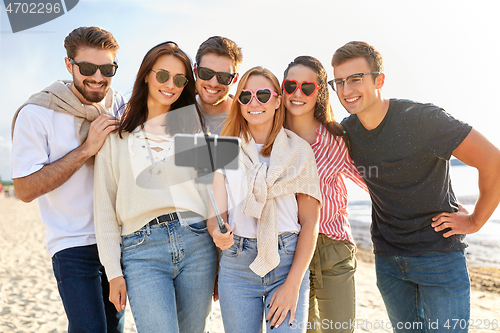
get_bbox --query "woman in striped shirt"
[283,56,367,333]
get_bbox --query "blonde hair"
[221,66,284,157]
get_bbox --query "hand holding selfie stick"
[174,130,239,234]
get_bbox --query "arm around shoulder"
[13,113,119,202]
[12,107,93,202]
[13,145,93,202]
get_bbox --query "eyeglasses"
[328,72,380,91]
[196,66,236,86]
[282,79,320,96]
[69,58,118,77]
[151,69,188,88]
[238,88,278,105]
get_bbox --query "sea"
[345,162,500,268]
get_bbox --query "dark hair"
[283,56,347,146]
[64,26,119,59]
[119,41,203,136]
[195,36,243,73]
[331,41,384,75]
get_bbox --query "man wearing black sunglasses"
[11,27,124,333]
[194,36,242,135]
[332,41,500,333]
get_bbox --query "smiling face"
[145,54,186,114]
[283,64,320,119]
[240,74,281,133]
[66,47,115,105]
[195,53,236,107]
[333,57,384,117]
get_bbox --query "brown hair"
[283,55,345,138]
[64,26,119,59]
[331,41,383,78]
[119,41,202,136]
[195,36,243,73]
[221,66,283,157]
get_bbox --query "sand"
[1,194,499,332]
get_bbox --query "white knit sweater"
[94,130,208,281]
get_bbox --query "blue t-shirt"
[341,99,472,256]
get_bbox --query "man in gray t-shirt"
[331,41,500,333]
[194,36,242,135]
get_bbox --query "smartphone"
[174,133,240,173]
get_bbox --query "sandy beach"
[1,194,500,332]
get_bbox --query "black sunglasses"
[151,69,188,88]
[69,58,118,77]
[238,88,278,105]
[196,66,236,86]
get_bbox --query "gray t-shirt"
[341,99,472,256]
[200,110,229,136]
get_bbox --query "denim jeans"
[51,244,125,333]
[375,251,470,333]
[121,215,217,333]
[218,233,310,333]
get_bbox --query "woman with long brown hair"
[208,66,322,332]
[94,41,216,333]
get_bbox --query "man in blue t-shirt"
[330,41,500,332]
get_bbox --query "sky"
[1,0,499,181]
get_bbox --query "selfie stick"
[206,183,227,233]
[194,131,228,234]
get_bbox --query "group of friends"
[10,26,500,333]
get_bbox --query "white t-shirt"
[218,144,300,238]
[11,93,124,256]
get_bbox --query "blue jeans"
[375,251,470,333]
[219,233,310,333]
[51,244,125,333]
[121,215,217,333]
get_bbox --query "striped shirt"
[310,123,367,248]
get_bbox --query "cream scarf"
[11,80,118,164]
[240,128,322,277]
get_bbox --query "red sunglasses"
[238,88,278,105]
[282,79,320,96]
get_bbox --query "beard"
[73,77,110,103]
[196,83,230,106]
